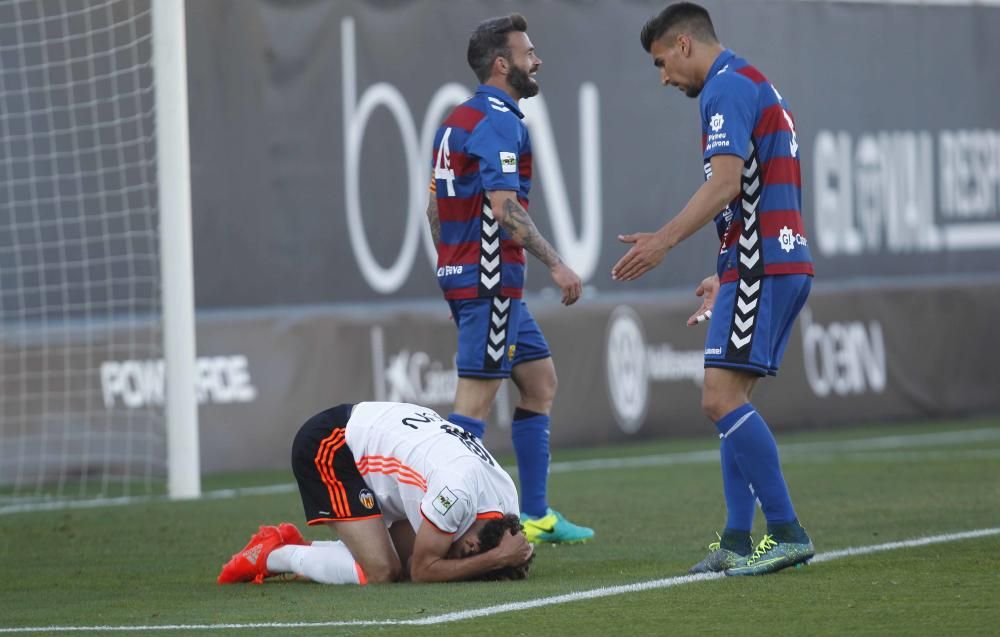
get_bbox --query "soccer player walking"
[613,2,815,575]
[425,14,593,544]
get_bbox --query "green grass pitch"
[2,418,998,635]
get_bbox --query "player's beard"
[509,64,539,99]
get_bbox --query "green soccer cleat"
[688,533,749,574]
[520,508,594,544]
[725,533,815,576]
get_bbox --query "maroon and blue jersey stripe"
[431,85,531,300]
[700,50,814,283]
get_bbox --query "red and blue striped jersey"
[430,85,531,300]
[700,50,814,282]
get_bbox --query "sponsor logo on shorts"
[507,344,516,361]
[705,347,723,355]
[358,488,376,510]
[433,487,458,515]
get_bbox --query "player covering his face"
[218,402,535,585]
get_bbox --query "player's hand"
[686,274,720,326]
[495,529,534,566]
[550,262,582,306]
[612,231,669,281]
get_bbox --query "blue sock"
[720,435,756,534]
[714,405,756,552]
[447,413,486,440]
[511,408,549,518]
[716,403,797,526]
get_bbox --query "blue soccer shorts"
[447,297,552,379]
[704,274,811,377]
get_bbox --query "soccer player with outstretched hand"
[614,2,815,575]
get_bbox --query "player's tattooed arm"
[488,190,582,306]
[496,195,562,268]
[425,195,441,248]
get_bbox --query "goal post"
[0,0,200,511]
[152,0,199,500]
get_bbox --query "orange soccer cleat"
[217,525,284,585]
[277,522,309,546]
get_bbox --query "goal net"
[0,0,169,511]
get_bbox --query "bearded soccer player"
[424,14,592,544]
[217,402,534,585]
[613,2,815,575]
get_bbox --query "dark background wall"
[182,0,1000,307]
[3,0,999,477]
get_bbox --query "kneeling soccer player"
[217,402,534,585]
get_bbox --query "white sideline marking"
[1,528,997,634]
[0,483,301,514]
[548,428,1000,473]
[2,428,998,515]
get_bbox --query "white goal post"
[153,0,199,500]
[0,0,199,511]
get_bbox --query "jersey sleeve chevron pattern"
[431,85,531,300]
[699,50,814,283]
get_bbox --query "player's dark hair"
[473,513,534,581]
[640,2,718,52]
[467,13,529,83]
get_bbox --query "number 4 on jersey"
[435,127,456,197]
[771,86,799,157]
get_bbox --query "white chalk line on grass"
[3,428,998,515]
[2,527,998,634]
[549,428,1000,473]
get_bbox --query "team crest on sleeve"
[358,488,376,510]
[710,113,725,132]
[433,487,458,515]
[499,151,518,173]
